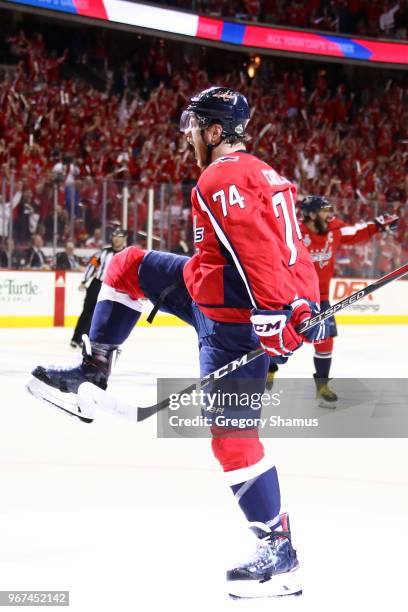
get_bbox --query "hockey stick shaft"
[297,261,408,334]
[135,261,408,422]
[81,262,408,422]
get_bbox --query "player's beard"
[194,131,219,169]
[192,142,207,169]
[189,131,208,170]
[315,215,328,234]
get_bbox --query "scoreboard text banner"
[5,0,408,66]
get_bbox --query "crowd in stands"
[162,0,408,39]
[0,24,406,277]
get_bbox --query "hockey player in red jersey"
[298,195,398,404]
[28,87,328,599]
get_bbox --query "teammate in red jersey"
[298,195,398,404]
[28,87,328,599]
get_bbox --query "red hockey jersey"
[183,151,319,323]
[300,218,379,300]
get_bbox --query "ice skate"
[227,513,302,599]
[314,374,338,408]
[26,337,118,423]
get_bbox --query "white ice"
[0,324,407,612]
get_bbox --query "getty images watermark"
[156,378,408,439]
[167,388,319,430]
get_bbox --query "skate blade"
[317,398,337,409]
[26,378,94,423]
[228,567,302,599]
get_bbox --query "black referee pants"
[71,278,102,344]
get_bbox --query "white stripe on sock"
[98,283,144,312]
[224,455,275,487]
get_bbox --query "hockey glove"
[251,308,303,358]
[290,298,329,343]
[374,213,399,233]
[251,300,329,357]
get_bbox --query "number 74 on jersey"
[210,182,302,266]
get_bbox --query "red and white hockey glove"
[251,307,303,358]
[374,214,399,233]
[251,299,328,357]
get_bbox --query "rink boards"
[0,270,407,327]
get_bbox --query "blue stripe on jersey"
[195,186,258,309]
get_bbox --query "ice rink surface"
[0,324,407,612]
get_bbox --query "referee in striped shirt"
[70,228,128,348]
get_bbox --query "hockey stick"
[78,261,408,422]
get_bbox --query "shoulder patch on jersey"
[303,234,311,247]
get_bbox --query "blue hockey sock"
[227,458,281,528]
[314,353,332,378]
[89,285,143,345]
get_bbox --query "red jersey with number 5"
[183,151,319,323]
